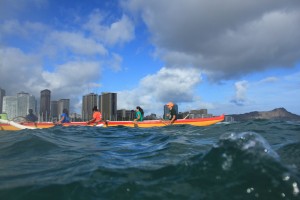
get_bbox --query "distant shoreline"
[227,107,300,121]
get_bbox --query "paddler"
[166,102,177,125]
[87,106,103,125]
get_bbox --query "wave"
[1,123,300,200]
[278,142,300,173]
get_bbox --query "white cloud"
[140,67,201,102]
[258,76,279,84]
[84,10,135,46]
[39,61,102,111]
[45,31,107,56]
[231,80,249,106]
[42,61,102,89]
[0,47,43,95]
[118,67,202,115]
[106,15,135,45]
[1,20,48,36]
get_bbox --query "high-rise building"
[82,93,98,121]
[40,89,51,122]
[3,96,17,120]
[163,103,178,119]
[117,109,134,121]
[99,92,117,120]
[50,99,70,121]
[0,88,5,113]
[58,99,70,116]
[51,100,58,120]
[17,92,36,117]
[189,109,208,118]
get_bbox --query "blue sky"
[1,0,300,116]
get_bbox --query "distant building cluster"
[0,89,72,122]
[0,87,215,122]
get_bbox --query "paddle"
[86,120,108,127]
[0,119,37,130]
[183,113,190,119]
[159,118,170,126]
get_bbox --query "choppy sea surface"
[0,120,300,200]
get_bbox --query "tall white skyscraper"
[58,99,70,116]
[17,92,36,117]
[3,96,17,120]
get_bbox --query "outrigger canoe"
[0,114,224,131]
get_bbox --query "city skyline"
[1,88,128,121]
[0,87,152,113]
[1,88,73,121]
[0,88,183,120]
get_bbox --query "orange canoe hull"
[0,115,225,131]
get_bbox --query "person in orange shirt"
[87,106,102,125]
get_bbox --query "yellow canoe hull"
[0,115,224,131]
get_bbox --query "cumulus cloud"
[231,80,248,106]
[0,47,43,95]
[84,10,135,46]
[140,67,201,102]
[118,67,202,114]
[125,0,300,80]
[42,61,102,90]
[40,61,102,110]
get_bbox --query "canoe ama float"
[0,114,224,131]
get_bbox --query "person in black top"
[26,109,38,122]
[166,102,177,125]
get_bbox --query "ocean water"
[0,120,300,200]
